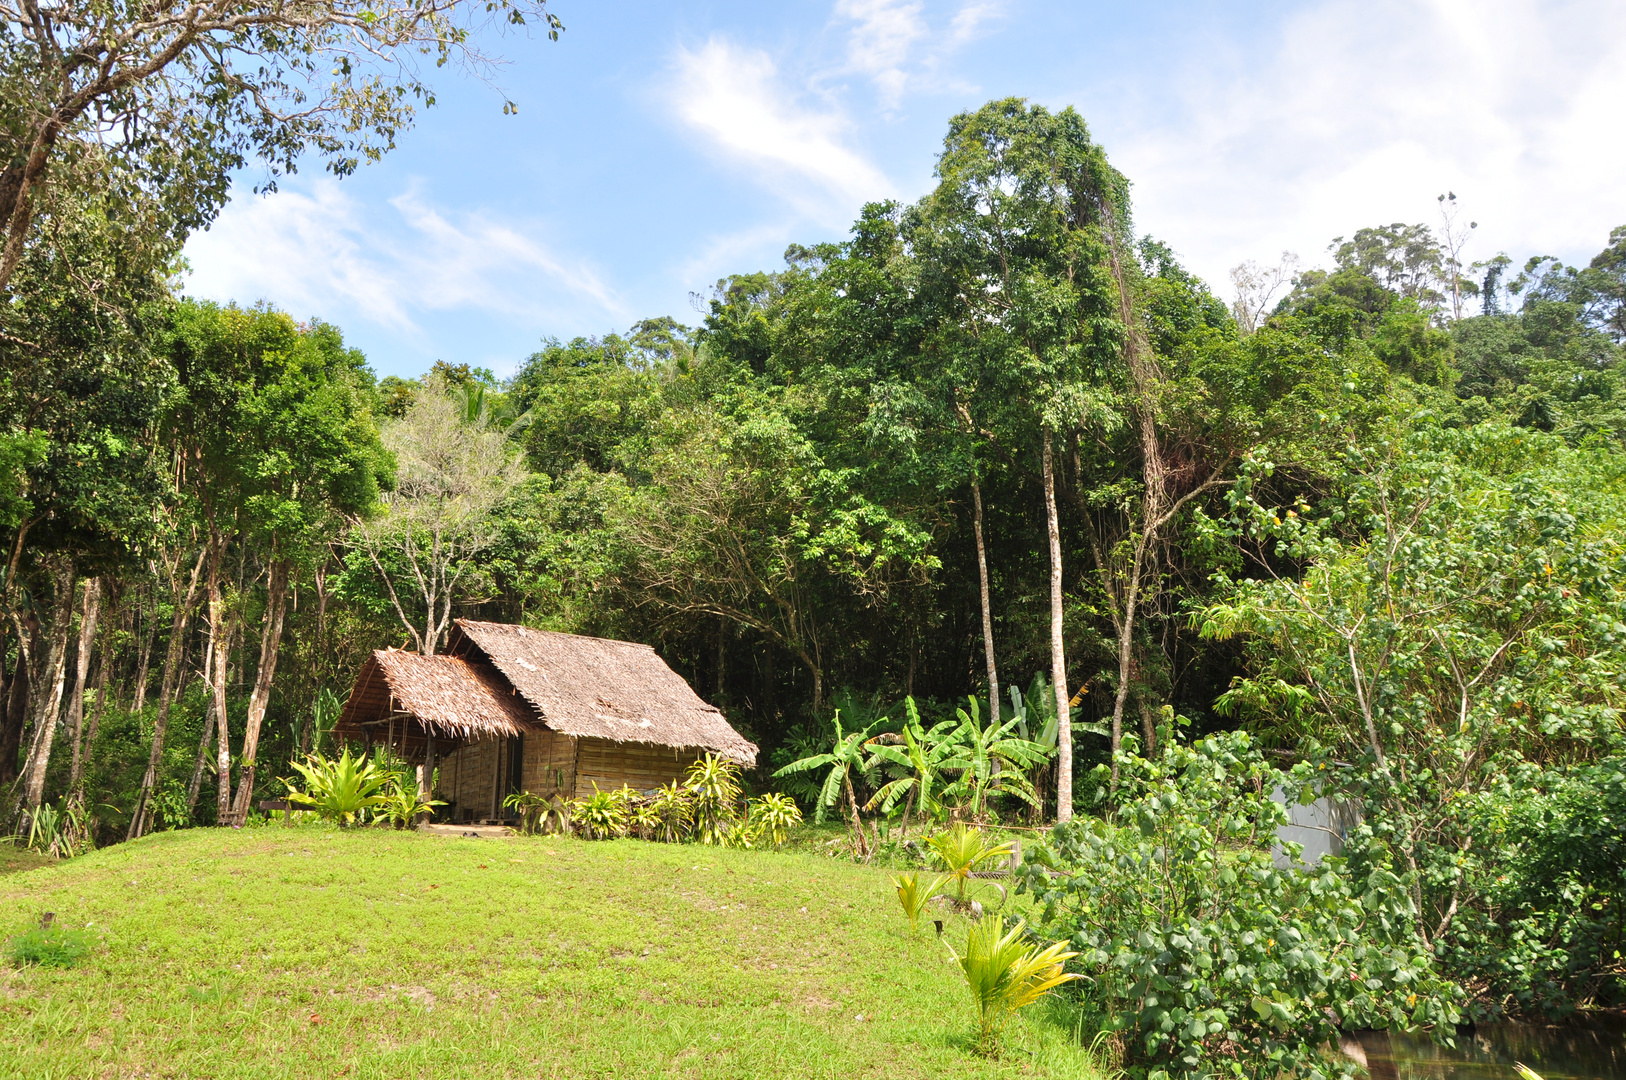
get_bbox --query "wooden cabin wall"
[434,729,578,823]
[435,734,711,819]
[572,739,704,800]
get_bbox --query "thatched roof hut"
[335,620,756,823]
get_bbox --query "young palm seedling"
[892,871,948,934]
[926,823,1014,909]
[947,915,1083,1055]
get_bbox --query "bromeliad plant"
[285,748,392,825]
[948,916,1083,1055]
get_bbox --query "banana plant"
[864,697,958,835]
[773,709,880,857]
[937,697,1049,818]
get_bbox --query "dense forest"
[4,94,1625,1040]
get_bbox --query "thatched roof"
[448,619,757,765]
[337,649,537,742]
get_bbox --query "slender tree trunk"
[1103,217,1170,781]
[207,540,236,824]
[229,558,291,825]
[129,546,207,840]
[0,627,30,785]
[75,639,111,799]
[971,477,1000,731]
[65,578,101,795]
[1042,432,1073,823]
[18,559,75,817]
[132,586,156,713]
[186,633,217,811]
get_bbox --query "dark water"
[1346,1013,1626,1080]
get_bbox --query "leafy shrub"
[573,785,631,840]
[645,780,692,843]
[686,753,742,845]
[1017,730,1459,1080]
[6,922,93,969]
[377,779,446,829]
[1436,754,1626,1017]
[748,792,802,848]
[947,915,1082,1054]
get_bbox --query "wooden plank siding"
[572,739,703,800]
[432,734,704,820]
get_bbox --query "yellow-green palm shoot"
[1514,1065,1545,1080]
[926,822,1014,903]
[948,916,1083,1055]
[892,871,948,934]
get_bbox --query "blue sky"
[183,0,1626,381]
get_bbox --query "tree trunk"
[228,557,291,826]
[208,545,235,824]
[18,559,76,817]
[843,769,868,859]
[129,545,207,840]
[1042,431,1073,823]
[972,477,1000,732]
[75,638,111,799]
[132,587,156,713]
[185,634,217,812]
[1103,218,1169,782]
[0,628,30,785]
[65,578,102,795]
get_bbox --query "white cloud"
[668,38,894,220]
[1111,0,1626,303]
[183,179,623,343]
[836,0,927,105]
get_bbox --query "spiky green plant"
[947,916,1083,1054]
[378,779,446,829]
[749,792,802,848]
[926,823,1014,905]
[572,784,631,840]
[284,748,392,825]
[645,780,692,843]
[892,871,948,934]
[686,753,743,846]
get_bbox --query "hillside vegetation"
[0,827,1106,1079]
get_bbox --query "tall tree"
[919,99,1128,819]
[0,0,562,294]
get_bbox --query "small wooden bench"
[257,799,296,823]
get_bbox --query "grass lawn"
[0,824,1109,1079]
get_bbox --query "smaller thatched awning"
[336,649,537,743]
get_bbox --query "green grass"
[0,824,1109,1079]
